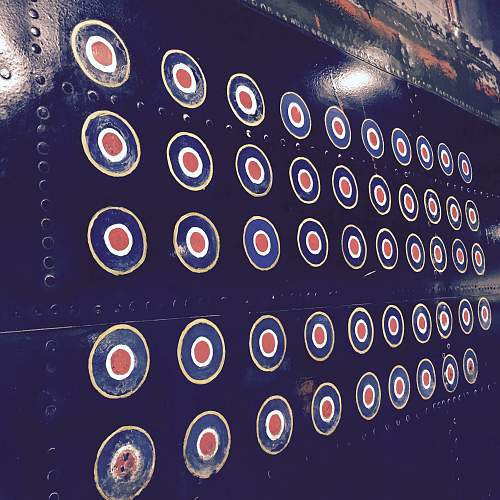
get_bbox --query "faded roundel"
[442,354,459,393]
[465,200,480,232]
[341,224,367,270]
[436,301,453,339]
[227,73,265,126]
[458,152,473,184]
[437,143,454,176]
[452,238,468,274]
[405,233,425,272]
[416,358,436,400]
[424,189,441,224]
[177,319,225,384]
[290,157,321,204]
[348,307,374,354]
[398,184,419,222]
[71,20,129,87]
[167,132,212,190]
[173,213,220,273]
[161,49,206,108]
[280,92,311,139]
[304,311,335,362]
[446,196,462,231]
[412,303,432,343]
[297,218,329,267]
[416,135,433,170]
[369,175,391,215]
[361,118,384,158]
[332,165,358,209]
[382,305,405,348]
[429,236,447,273]
[325,106,351,149]
[88,324,149,399]
[243,216,280,271]
[471,243,486,276]
[477,297,492,331]
[249,315,286,372]
[391,128,412,166]
[356,372,381,420]
[388,365,410,410]
[95,426,155,500]
[458,299,474,335]
[236,144,272,197]
[82,111,140,177]
[88,207,147,276]
[183,411,231,479]
[311,383,342,436]
[376,228,398,270]
[256,396,293,455]
[463,348,478,384]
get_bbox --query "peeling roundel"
[465,200,480,232]
[416,135,433,170]
[436,301,453,339]
[82,110,140,177]
[95,426,155,500]
[405,233,425,272]
[243,216,280,271]
[368,175,391,215]
[183,411,231,479]
[412,303,432,343]
[88,207,147,275]
[227,73,265,126]
[361,118,384,158]
[311,383,342,436]
[376,228,398,270]
[442,354,459,393]
[458,152,473,184]
[177,319,225,384]
[297,218,329,267]
[325,106,351,149]
[382,304,405,348]
[446,196,462,231]
[416,358,436,400]
[348,307,374,354]
[304,311,335,362]
[356,372,381,420]
[161,49,206,108]
[173,213,220,273]
[388,365,411,410]
[424,189,441,224]
[249,315,286,372]
[429,236,447,273]
[236,144,272,197]
[332,165,358,209]
[478,297,492,331]
[290,157,321,204]
[391,128,412,166]
[280,92,311,139]
[256,395,293,455]
[452,238,468,274]
[458,299,474,335]
[437,143,454,176]
[463,348,478,384]
[71,20,130,87]
[399,184,419,222]
[341,224,367,270]
[167,132,213,190]
[471,243,485,276]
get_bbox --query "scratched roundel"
[465,200,480,232]
[430,236,447,273]
[332,165,358,209]
[71,20,130,87]
[297,218,328,267]
[471,243,485,276]
[348,307,374,354]
[243,216,280,271]
[177,319,225,384]
[361,118,384,158]
[167,132,213,190]
[256,396,293,455]
[463,348,478,384]
[95,426,155,500]
[391,128,412,166]
[424,189,441,224]
[161,49,206,108]
[183,411,231,479]
[304,311,335,362]
[382,305,405,348]
[416,135,433,170]
[446,196,462,231]
[405,233,425,272]
[398,184,419,222]
[290,157,321,204]
[173,213,219,273]
[236,144,273,197]
[442,354,459,393]
[311,383,342,436]
[437,143,454,176]
[227,73,265,126]
[89,324,149,399]
[356,372,381,420]
[457,152,473,184]
[341,224,367,270]
[324,106,351,149]
[416,358,436,400]
[369,175,391,215]
[478,297,492,331]
[458,299,474,335]
[88,207,147,275]
[436,301,453,339]
[82,110,140,177]
[388,365,410,410]
[452,238,468,274]
[376,228,398,270]
[412,303,432,343]
[280,92,311,139]
[249,315,286,372]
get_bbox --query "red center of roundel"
[321,399,333,420]
[434,246,442,262]
[340,178,351,197]
[261,330,276,355]
[356,321,367,341]
[182,151,199,173]
[102,131,123,157]
[475,250,482,266]
[463,309,470,324]
[268,414,282,437]
[411,243,420,261]
[194,339,211,364]
[422,371,430,387]
[421,145,429,161]
[307,232,320,252]
[395,378,404,396]
[299,171,312,190]
[110,347,132,376]
[375,186,385,204]
[382,239,392,258]
[364,386,374,406]
[368,130,378,147]
[451,205,458,220]
[389,316,398,334]
[404,194,414,211]
[199,431,217,458]
[349,237,360,256]
[239,89,253,110]
[255,232,269,254]
[456,248,464,264]
[467,359,474,373]
[447,365,454,383]
[313,324,325,345]
[112,447,138,481]
[108,227,130,252]
[429,198,437,215]
[418,314,426,331]
[334,119,344,136]
[397,139,405,155]
[91,40,113,67]
[290,104,302,124]
[462,160,469,174]
[442,151,449,166]
[189,230,206,254]
[176,67,193,90]
[469,209,476,223]
[482,306,488,321]
[247,159,262,182]
[440,311,449,329]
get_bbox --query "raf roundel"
[243,216,280,271]
[430,236,447,273]
[478,297,492,331]
[416,135,433,170]
[311,383,342,436]
[398,184,419,222]
[341,224,367,270]
[290,157,321,204]
[348,307,374,354]
[437,143,454,176]
[369,175,391,215]
[382,305,405,348]
[325,106,351,149]
[391,128,412,166]
[356,372,381,420]
[249,315,287,372]
[424,189,441,224]
[416,358,436,400]
[442,354,459,393]
[332,165,358,209]
[465,200,480,232]
[463,348,478,384]
[458,152,473,184]
[452,238,468,274]
[412,303,432,343]
[376,228,398,270]
[236,144,273,197]
[227,73,265,126]
[458,299,474,335]
[446,196,462,231]
[388,365,411,410]
[297,218,329,267]
[304,311,335,362]
[361,118,384,158]
[256,395,293,455]
[405,233,425,272]
[436,301,453,339]
[471,243,485,276]
[280,92,311,139]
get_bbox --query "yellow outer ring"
[412,303,432,344]
[304,311,335,362]
[324,106,351,150]
[452,238,468,274]
[279,92,311,140]
[226,73,265,127]
[348,307,374,354]
[391,128,412,166]
[429,236,447,273]
[442,354,459,393]
[289,157,321,204]
[471,243,485,275]
[405,233,425,272]
[446,196,462,231]
[256,395,293,455]
[416,358,436,400]
[477,297,491,331]
[249,315,286,372]
[458,298,474,334]
[463,348,478,384]
[376,227,399,270]
[388,364,410,410]
[297,218,329,268]
[341,224,367,270]
[235,144,273,197]
[438,142,454,176]
[398,184,419,222]
[424,189,442,224]
[331,165,358,209]
[368,174,391,215]
[311,382,342,436]
[243,216,280,271]
[355,371,381,421]
[382,304,405,348]
[465,200,480,231]
[436,301,452,339]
